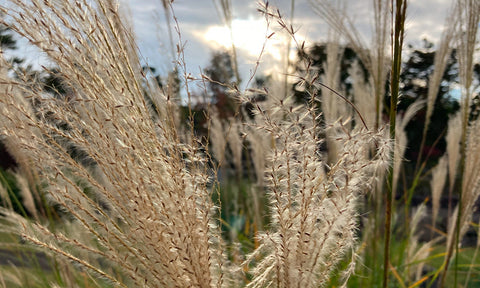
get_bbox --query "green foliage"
[0,24,16,50]
[0,168,27,217]
[203,50,239,118]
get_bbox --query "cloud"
[126,0,457,90]
[1,0,456,87]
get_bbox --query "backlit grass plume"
[0,0,227,286]
[242,94,391,287]
[0,0,393,287]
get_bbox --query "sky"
[123,0,455,89]
[5,0,457,90]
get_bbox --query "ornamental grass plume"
[446,112,462,203]
[455,0,480,244]
[440,0,480,285]
[350,61,376,132]
[321,36,352,164]
[209,109,229,167]
[321,36,348,127]
[243,93,391,287]
[0,0,228,286]
[419,3,457,160]
[0,0,393,287]
[392,99,425,194]
[430,155,448,230]
[309,0,390,130]
[406,203,436,283]
[458,119,480,245]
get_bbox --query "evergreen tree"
[204,50,237,118]
[0,24,16,50]
[292,40,478,164]
[292,43,369,105]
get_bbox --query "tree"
[292,43,369,105]
[0,22,23,67]
[292,40,477,165]
[0,23,19,171]
[399,40,463,162]
[0,24,16,50]
[203,50,238,118]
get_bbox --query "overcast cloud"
[125,0,455,87]
[2,0,457,88]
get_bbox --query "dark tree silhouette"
[292,40,479,165]
[292,43,370,105]
[0,23,19,171]
[0,24,16,50]
[203,50,238,118]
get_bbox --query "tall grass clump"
[0,0,227,286]
[307,0,480,287]
[0,0,394,287]
[438,0,480,286]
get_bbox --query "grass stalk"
[283,0,295,99]
[464,220,480,286]
[414,2,457,176]
[372,0,389,131]
[384,1,407,287]
[438,1,479,286]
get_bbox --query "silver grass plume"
[244,97,391,287]
[0,0,229,286]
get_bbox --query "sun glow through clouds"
[201,18,284,61]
